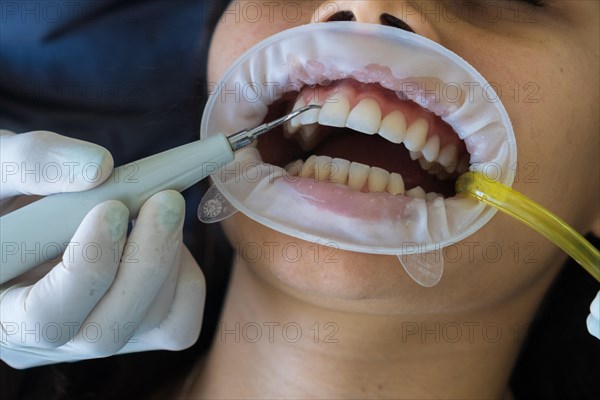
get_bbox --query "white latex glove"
[587,291,600,340]
[0,131,205,369]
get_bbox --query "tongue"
[314,130,456,196]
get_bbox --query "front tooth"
[437,144,458,172]
[421,135,440,162]
[301,155,317,178]
[315,156,333,182]
[404,119,428,152]
[387,173,405,195]
[378,111,407,144]
[368,167,390,193]
[330,158,350,184]
[284,159,304,177]
[299,102,320,125]
[406,186,426,199]
[348,162,370,191]
[318,93,350,127]
[346,98,382,135]
[289,96,307,133]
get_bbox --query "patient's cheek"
[210,3,307,76]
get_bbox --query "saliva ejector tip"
[456,171,600,282]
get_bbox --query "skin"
[187,1,599,398]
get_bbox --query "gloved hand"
[587,291,600,340]
[0,131,205,369]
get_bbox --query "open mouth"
[201,23,516,253]
[257,78,470,199]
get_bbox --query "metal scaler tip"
[227,104,322,151]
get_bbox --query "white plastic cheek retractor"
[198,22,518,287]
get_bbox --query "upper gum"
[295,79,464,151]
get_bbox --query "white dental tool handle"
[0,135,234,284]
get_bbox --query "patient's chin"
[222,214,438,308]
[224,214,531,318]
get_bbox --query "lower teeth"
[284,154,454,199]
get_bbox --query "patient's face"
[207,1,599,313]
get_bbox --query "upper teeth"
[346,98,381,135]
[378,111,406,144]
[284,91,464,175]
[318,93,351,128]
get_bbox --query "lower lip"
[274,176,414,222]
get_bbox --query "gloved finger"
[0,201,128,348]
[587,314,599,340]
[587,292,600,340]
[69,190,185,356]
[591,291,600,320]
[0,343,65,369]
[0,130,113,199]
[119,246,205,353]
[135,243,182,335]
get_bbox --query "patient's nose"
[314,1,442,43]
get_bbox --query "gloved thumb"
[0,200,128,348]
[0,130,113,198]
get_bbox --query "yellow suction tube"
[456,171,600,282]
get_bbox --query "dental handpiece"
[0,105,321,284]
